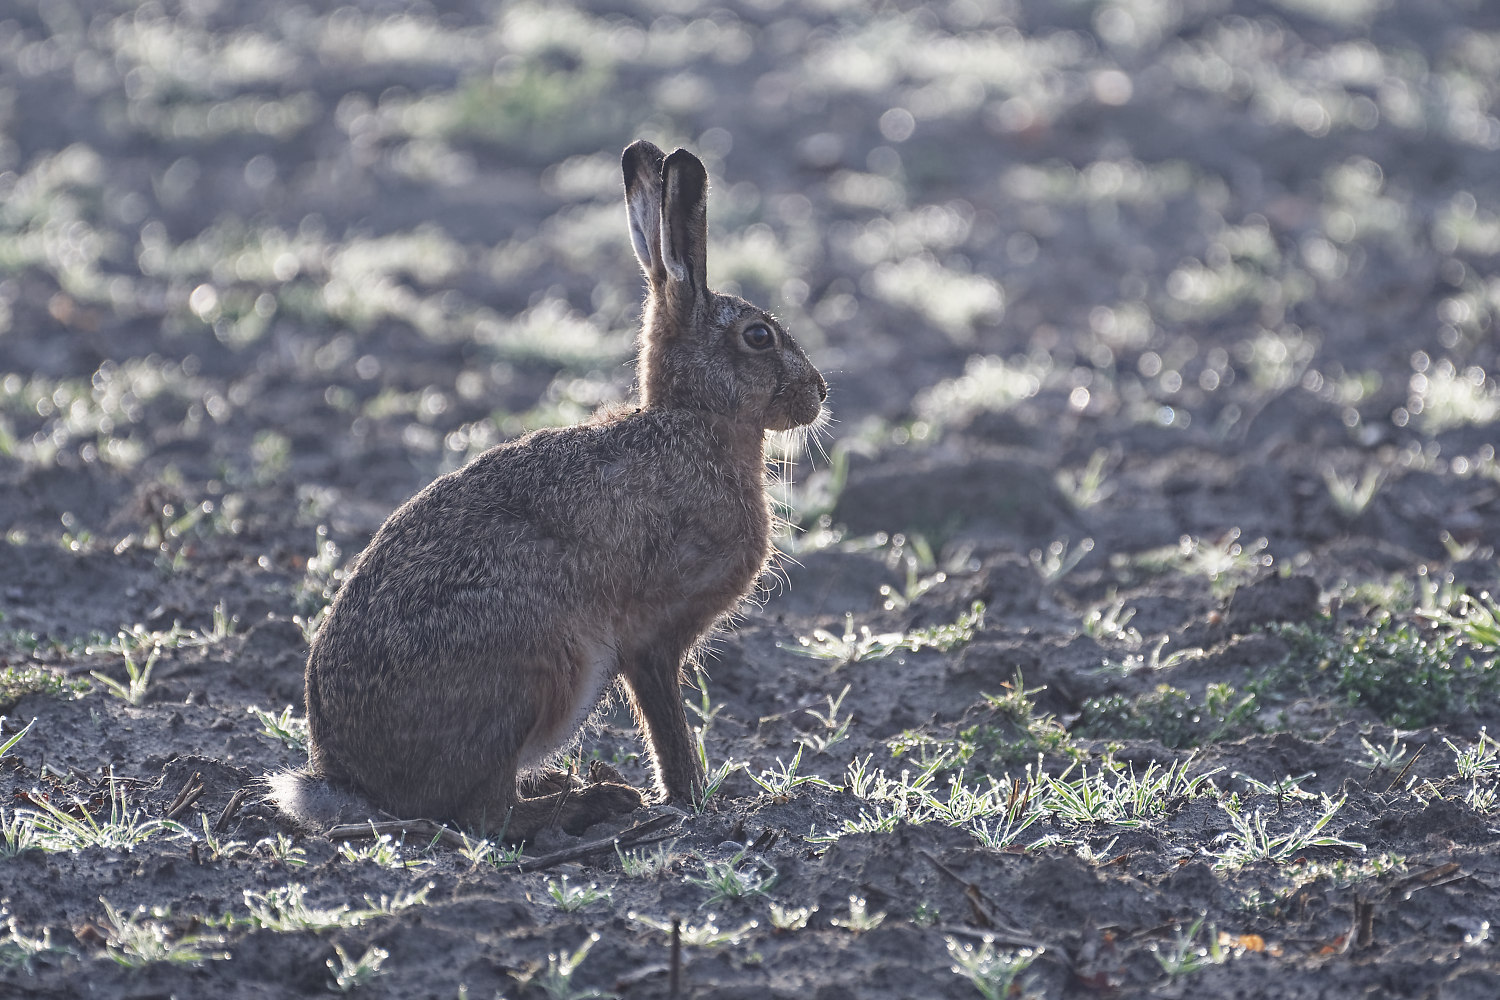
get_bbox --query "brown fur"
[267,141,828,840]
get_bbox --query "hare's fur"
[268,141,827,840]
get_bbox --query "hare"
[268,140,827,840]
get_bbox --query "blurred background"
[4,7,1500,994]
[0,0,1497,580]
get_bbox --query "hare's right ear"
[660,148,708,299]
[622,140,667,283]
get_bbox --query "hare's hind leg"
[620,647,705,806]
[460,768,643,841]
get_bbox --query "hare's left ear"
[622,140,667,283]
[660,148,708,299]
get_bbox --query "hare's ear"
[622,140,667,282]
[660,148,708,298]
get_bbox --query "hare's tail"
[264,768,376,832]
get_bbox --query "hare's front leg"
[621,648,705,805]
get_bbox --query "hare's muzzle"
[769,373,828,430]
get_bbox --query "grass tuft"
[0,909,70,972]
[547,875,612,912]
[98,898,228,968]
[337,831,434,871]
[749,744,841,798]
[616,839,676,878]
[1210,795,1365,869]
[768,903,816,931]
[789,602,986,665]
[327,943,390,993]
[1149,915,1226,978]
[686,848,779,905]
[829,895,886,933]
[0,668,87,711]
[630,913,758,947]
[248,705,309,752]
[239,882,431,932]
[1077,681,1258,748]
[1268,614,1499,728]
[946,936,1043,1000]
[17,774,190,852]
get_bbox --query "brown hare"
[268,140,828,840]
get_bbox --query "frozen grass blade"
[0,717,33,758]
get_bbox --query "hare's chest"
[662,499,769,597]
[600,429,770,598]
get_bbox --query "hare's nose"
[816,375,828,402]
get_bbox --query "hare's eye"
[741,324,774,350]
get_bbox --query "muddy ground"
[2,0,1499,997]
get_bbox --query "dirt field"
[2,0,1499,997]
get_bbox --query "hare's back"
[329,424,631,613]
[322,413,751,647]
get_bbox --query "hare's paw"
[521,768,582,796]
[586,759,629,786]
[556,780,646,835]
[584,780,647,813]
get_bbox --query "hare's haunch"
[268,141,828,840]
